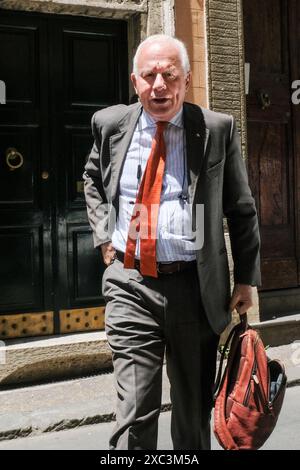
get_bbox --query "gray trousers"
[102,258,219,450]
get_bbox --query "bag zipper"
[243,336,271,413]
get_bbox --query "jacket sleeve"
[223,117,261,286]
[83,113,111,250]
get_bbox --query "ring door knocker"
[5,147,24,171]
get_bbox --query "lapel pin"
[196,133,201,137]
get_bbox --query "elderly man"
[83,34,261,450]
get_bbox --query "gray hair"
[132,34,190,76]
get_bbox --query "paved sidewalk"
[0,343,299,442]
[0,386,300,450]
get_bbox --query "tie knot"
[156,121,168,133]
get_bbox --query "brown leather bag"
[213,314,287,450]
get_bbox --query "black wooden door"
[0,10,128,338]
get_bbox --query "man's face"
[131,41,191,121]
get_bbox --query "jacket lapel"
[109,102,210,205]
[110,103,142,201]
[183,103,210,207]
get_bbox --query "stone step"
[1,312,300,389]
[251,313,300,347]
[0,331,112,388]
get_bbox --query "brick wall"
[174,0,208,107]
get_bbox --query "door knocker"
[5,147,24,171]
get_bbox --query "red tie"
[124,121,167,277]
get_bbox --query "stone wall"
[0,0,148,19]
[205,0,247,152]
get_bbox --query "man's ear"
[131,73,138,93]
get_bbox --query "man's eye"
[164,72,176,80]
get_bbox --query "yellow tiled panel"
[0,312,54,340]
[59,306,105,334]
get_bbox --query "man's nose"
[153,73,166,91]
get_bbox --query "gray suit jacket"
[83,102,261,334]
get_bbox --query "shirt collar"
[139,107,184,130]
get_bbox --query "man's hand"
[101,241,117,266]
[229,284,254,315]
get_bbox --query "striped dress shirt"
[111,107,196,262]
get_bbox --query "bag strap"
[213,314,249,450]
[213,313,248,399]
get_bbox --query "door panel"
[0,25,39,106]
[0,126,41,206]
[50,16,128,314]
[0,14,50,325]
[0,10,128,337]
[65,128,91,208]
[244,0,285,75]
[64,32,118,107]
[67,226,103,303]
[0,226,43,309]
[244,0,300,290]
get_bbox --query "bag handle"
[213,313,248,400]
[239,312,248,330]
